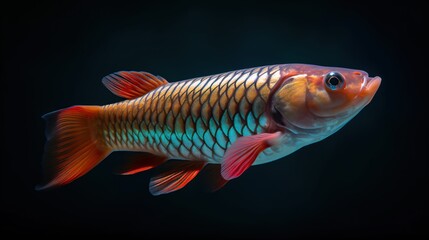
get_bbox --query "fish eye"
[325,72,345,90]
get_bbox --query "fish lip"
[365,76,382,92]
[360,76,381,102]
[367,75,381,84]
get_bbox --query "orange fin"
[149,161,206,196]
[221,132,282,180]
[118,152,167,175]
[201,164,229,192]
[37,106,111,190]
[102,71,168,99]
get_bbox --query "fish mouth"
[360,76,382,102]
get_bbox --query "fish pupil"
[329,77,340,86]
[325,72,344,90]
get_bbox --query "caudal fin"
[37,106,111,190]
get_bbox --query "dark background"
[2,1,427,239]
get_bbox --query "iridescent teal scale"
[100,65,282,163]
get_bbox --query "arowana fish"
[38,64,381,195]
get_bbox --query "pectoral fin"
[221,132,282,180]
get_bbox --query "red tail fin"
[37,106,111,190]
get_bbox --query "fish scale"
[99,65,281,163]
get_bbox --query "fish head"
[272,64,381,137]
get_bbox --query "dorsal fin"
[102,71,168,99]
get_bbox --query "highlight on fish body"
[37,64,381,195]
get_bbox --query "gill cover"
[271,74,314,129]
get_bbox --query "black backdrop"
[2,1,427,239]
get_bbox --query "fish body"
[38,64,381,195]
[101,65,289,164]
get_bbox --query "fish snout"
[360,76,382,101]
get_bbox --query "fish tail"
[36,105,111,190]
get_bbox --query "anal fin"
[149,161,206,196]
[118,152,167,175]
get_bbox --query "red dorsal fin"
[102,71,168,99]
[221,132,282,180]
[149,161,206,196]
[118,152,167,175]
